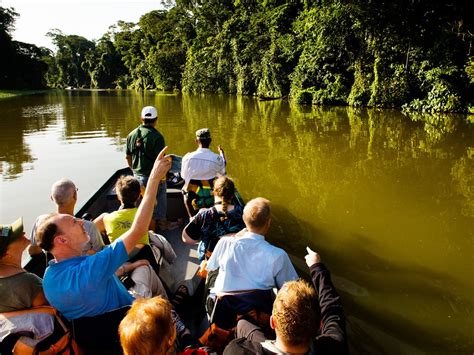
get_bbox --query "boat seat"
[209,289,275,330]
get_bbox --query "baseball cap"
[0,217,24,256]
[141,106,158,120]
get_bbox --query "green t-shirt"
[126,124,165,176]
[0,272,43,312]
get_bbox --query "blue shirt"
[206,232,298,294]
[43,240,133,320]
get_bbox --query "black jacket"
[224,263,348,355]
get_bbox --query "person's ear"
[55,235,67,245]
[270,315,276,330]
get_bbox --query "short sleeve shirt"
[184,205,245,243]
[126,125,165,176]
[103,208,149,245]
[0,272,43,312]
[43,240,133,320]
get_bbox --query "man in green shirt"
[126,106,168,231]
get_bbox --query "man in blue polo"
[35,147,171,320]
[126,106,171,231]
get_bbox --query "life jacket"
[187,179,215,210]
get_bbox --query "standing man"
[181,128,226,217]
[126,106,170,231]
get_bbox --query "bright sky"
[1,0,164,50]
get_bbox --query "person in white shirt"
[181,128,226,217]
[206,197,298,295]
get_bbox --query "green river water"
[0,91,472,354]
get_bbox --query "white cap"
[141,106,158,120]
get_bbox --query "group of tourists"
[0,105,348,354]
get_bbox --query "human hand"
[218,145,224,154]
[150,146,171,180]
[305,246,321,267]
[128,259,150,271]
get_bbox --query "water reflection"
[0,92,473,353]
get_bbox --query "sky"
[1,0,164,50]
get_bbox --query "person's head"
[119,296,175,355]
[36,213,89,256]
[243,197,271,234]
[271,280,318,350]
[51,179,77,207]
[213,176,235,203]
[141,106,158,126]
[116,176,141,208]
[0,217,27,259]
[195,128,211,148]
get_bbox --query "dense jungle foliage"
[1,1,473,112]
[0,7,50,89]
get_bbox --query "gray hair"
[51,179,76,206]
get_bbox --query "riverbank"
[0,89,54,100]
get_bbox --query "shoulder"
[83,219,99,230]
[15,272,43,285]
[127,127,139,137]
[224,337,268,354]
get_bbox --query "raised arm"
[119,147,171,254]
[305,247,348,353]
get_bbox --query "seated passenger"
[94,175,160,276]
[206,197,298,296]
[119,296,199,354]
[27,179,105,278]
[181,128,226,217]
[205,198,298,327]
[224,247,348,355]
[182,176,245,261]
[119,297,175,355]
[35,147,170,321]
[0,217,48,312]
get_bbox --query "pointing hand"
[305,246,321,267]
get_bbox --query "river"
[0,90,472,354]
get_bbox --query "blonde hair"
[272,280,318,347]
[119,297,175,355]
[243,197,271,229]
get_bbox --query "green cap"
[0,217,24,256]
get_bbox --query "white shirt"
[181,148,225,187]
[206,232,298,294]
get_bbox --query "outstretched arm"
[119,147,171,254]
[306,247,348,352]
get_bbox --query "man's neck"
[246,227,266,237]
[57,205,74,216]
[273,337,309,354]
